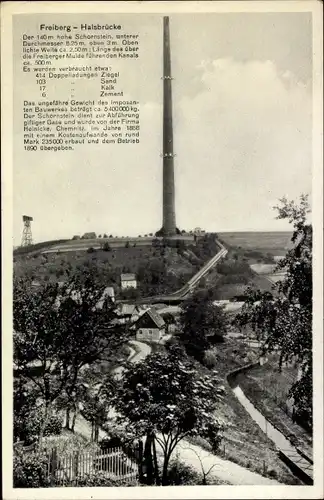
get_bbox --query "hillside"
[218,232,292,256]
[13,245,196,298]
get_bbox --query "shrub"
[15,407,63,445]
[166,459,202,485]
[13,453,50,488]
[203,348,218,369]
[43,414,63,437]
[268,469,278,479]
[76,472,138,487]
[87,247,96,253]
[103,242,111,252]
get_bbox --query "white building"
[120,273,137,289]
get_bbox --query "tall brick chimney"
[157,16,177,237]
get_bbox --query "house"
[55,283,115,310]
[96,287,115,308]
[116,303,141,324]
[121,273,137,289]
[82,232,96,239]
[135,307,166,342]
[31,280,41,288]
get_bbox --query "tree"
[81,374,117,442]
[235,194,312,429]
[102,242,111,252]
[14,378,39,443]
[13,272,130,444]
[179,290,228,361]
[162,312,174,333]
[113,345,224,485]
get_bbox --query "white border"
[1,1,323,499]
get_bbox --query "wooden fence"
[30,446,140,486]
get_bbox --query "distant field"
[41,235,195,254]
[42,237,156,253]
[250,263,287,285]
[219,232,292,255]
[17,232,292,256]
[250,263,277,275]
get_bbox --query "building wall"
[136,328,163,342]
[121,280,137,289]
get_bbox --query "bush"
[203,348,218,369]
[87,247,96,253]
[15,407,63,445]
[166,459,202,485]
[103,242,111,252]
[76,472,138,487]
[43,414,63,437]
[267,469,278,479]
[13,453,50,488]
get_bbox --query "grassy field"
[250,263,277,274]
[190,340,301,484]
[219,232,292,255]
[205,266,275,300]
[39,235,195,254]
[236,358,313,458]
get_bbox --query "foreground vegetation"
[236,195,312,430]
[236,358,313,456]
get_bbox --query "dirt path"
[74,341,151,437]
[172,440,280,485]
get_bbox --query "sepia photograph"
[1,1,323,498]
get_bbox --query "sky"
[13,12,312,245]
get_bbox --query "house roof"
[118,304,137,316]
[55,283,115,309]
[102,286,115,297]
[96,287,115,309]
[121,273,136,281]
[143,307,165,328]
[31,280,41,287]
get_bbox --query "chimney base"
[155,226,180,237]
